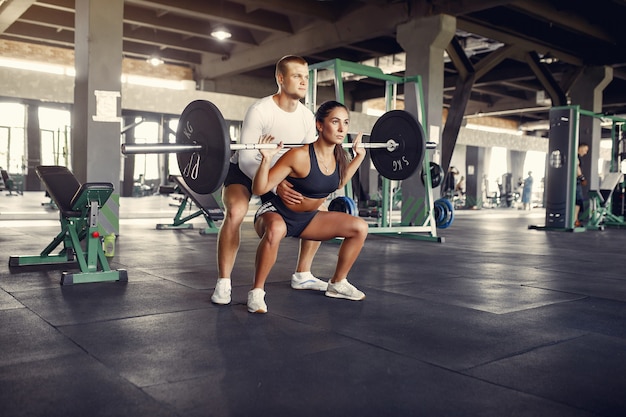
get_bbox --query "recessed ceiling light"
[211,27,232,40]
[147,55,164,66]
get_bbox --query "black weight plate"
[421,162,443,188]
[369,110,425,181]
[329,196,352,214]
[176,100,230,195]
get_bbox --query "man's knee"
[263,218,287,242]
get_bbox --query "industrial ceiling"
[1,0,626,136]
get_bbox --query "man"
[443,166,458,198]
[211,55,327,305]
[574,142,589,227]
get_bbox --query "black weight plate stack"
[176,100,230,195]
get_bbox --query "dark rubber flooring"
[1,193,625,417]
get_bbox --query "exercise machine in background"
[9,165,128,285]
[531,106,626,232]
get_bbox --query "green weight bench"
[9,165,128,285]
[156,175,224,234]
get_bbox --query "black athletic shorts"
[224,162,252,193]
[223,162,274,202]
[254,196,319,238]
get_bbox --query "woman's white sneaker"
[325,279,365,301]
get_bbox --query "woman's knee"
[353,218,369,239]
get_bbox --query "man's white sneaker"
[291,272,328,291]
[325,279,365,301]
[211,278,231,305]
[247,288,267,313]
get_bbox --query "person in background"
[574,142,589,227]
[248,100,369,313]
[521,171,533,210]
[443,166,459,198]
[455,175,465,196]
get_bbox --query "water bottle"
[103,233,116,257]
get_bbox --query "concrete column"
[121,116,135,197]
[73,0,123,185]
[73,0,124,234]
[569,66,613,190]
[465,146,485,209]
[25,104,41,190]
[397,14,455,223]
[508,150,526,196]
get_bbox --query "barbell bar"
[121,99,429,195]
[122,139,402,155]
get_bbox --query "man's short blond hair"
[275,55,308,77]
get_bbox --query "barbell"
[121,100,429,195]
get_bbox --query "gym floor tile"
[0,354,178,417]
[505,297,626,339]
[522,276,626,302]
[11,279,211,327]
[0,287,22,310]
[142,343,599,417]
[266,287,587,371]
[0,308,83,367]
[464,333,626,417]
[378,277,585,314]
[58,306,355,388]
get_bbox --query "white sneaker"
[325,279,365,301]
[211,278,231,305]
[247,288,267,313]
[291,272,328,291]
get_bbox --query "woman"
[249,100,369,313]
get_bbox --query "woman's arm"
[338,133,366,189]
[252,135,297,196]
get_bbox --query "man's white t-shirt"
[232,95,316,180]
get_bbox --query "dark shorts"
[254,196,318,238]
[224,162,252,194]
[223,162,273,202]
[576,183,584,207]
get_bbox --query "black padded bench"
[9,165,127,285]
[1,169,23,196]
[157,175,224,234]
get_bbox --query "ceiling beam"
[0,0,37,33]
[229,0,355,22]
[509,0,616,44]
[200,2,408,79]
[124,0,293,34]
[457,17,583,66]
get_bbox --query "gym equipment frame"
[9,166,128,285]
[307,58,443,242]
[531,106,626,232]
[156,175,224,234]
